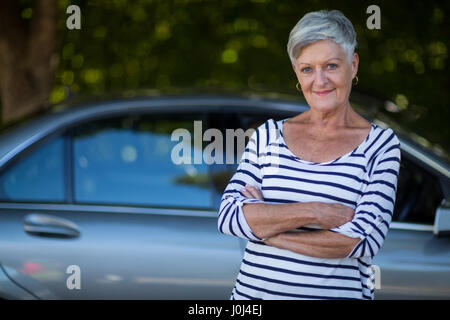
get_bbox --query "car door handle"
[23,214,81,239]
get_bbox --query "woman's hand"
[240,184,264,201]
[310,202,355,229]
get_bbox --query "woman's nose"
[313,69,328,87]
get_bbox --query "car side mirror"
[433,198,450,237]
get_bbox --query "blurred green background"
[4,0,450,154]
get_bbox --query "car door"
[373,150,450,299]
[0,111,243,299]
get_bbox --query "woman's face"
[294,40,358,113]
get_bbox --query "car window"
[208,111,291,208]
[393,153,444,225]
[0,137,65,202]
[71,113,212,209]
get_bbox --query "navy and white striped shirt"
[218,118,401,300]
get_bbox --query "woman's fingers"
[249,186,264,201]
[241,188,252,198]
[241,184,264,201]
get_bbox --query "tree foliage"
[3,0,450,153]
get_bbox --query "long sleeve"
[218,120,274,241]
[330,129,401,258]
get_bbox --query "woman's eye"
[301,67,311,73]
[328,63,338,70]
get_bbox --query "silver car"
[0,95,449,299]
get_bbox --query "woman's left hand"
[240,184,264,201]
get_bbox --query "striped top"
[218,118,401,300]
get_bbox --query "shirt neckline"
[278,118,376,165]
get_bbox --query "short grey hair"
[287,10,357,66]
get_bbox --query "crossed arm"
[240,184,360,259]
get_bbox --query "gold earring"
[352,76,359,86]
[296,82,302,92]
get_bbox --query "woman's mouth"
[314,89,335,96]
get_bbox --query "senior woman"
[218,10,401,300]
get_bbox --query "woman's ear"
[351,53,359,78]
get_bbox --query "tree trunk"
[0,0,59,124]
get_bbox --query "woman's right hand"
[240,184,264,201]
[309,202,355,229]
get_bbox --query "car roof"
[0,95,307,165]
